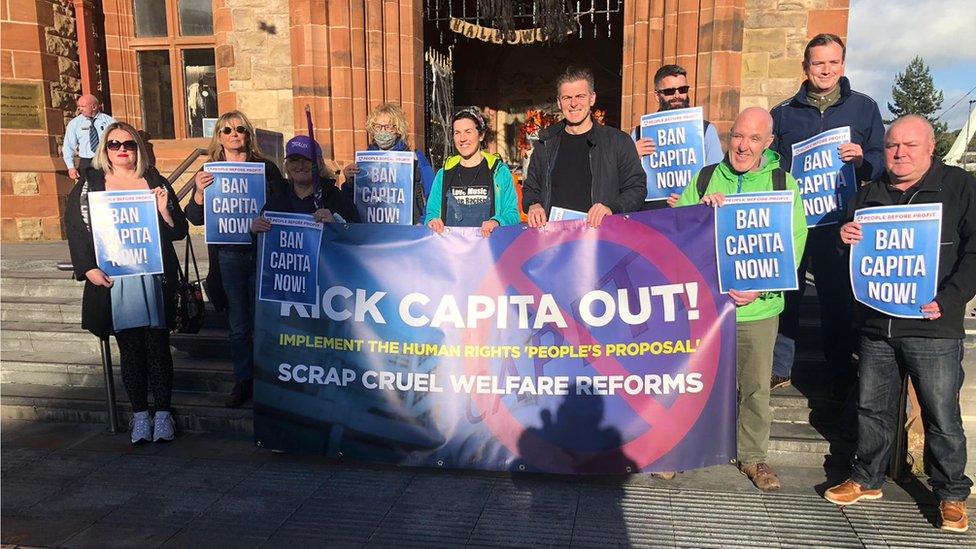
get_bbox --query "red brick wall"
[621,0,747,140]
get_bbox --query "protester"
[769,33,885,393]
[633,64,724,209]
[522,66,646,228]
[253,135,360,225]
[425,108,519,236]
[826,115,974,533]
[64,122,188,444]
[185,110,287,407]
[674,107,808,491]
[62,94,116,181]
[341,102,433,224]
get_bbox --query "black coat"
[65,167,189,338]
[521,119,647,215]
[845,159,976,339]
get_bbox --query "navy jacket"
[771,77,885,183]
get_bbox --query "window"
[130,0,216,139]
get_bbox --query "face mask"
[374,131,398,149]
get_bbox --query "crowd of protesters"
[62,32,973,533]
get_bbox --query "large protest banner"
[354,150,415,224]
[714,191,798,293]
[88,190,164,277]
[258,212,324,306]
[253,207,737,475]
[639,107,705,202]
[790,127,857,227]
[203,161,266,244]
[850,203,942,319]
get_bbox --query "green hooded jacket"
[425,151,520,228]
[675,149,808,322]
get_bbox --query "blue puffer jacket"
[770,77,885,183]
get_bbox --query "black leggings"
[114,328,174,413]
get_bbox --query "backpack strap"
[772,168,787,192]
[695,163,719,198]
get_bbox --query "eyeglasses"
[656,85,690,97]
[106,140,138,152]
[371,124,396,132]
[221,125,249,135]
[559,93,591,103]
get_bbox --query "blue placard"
[639,107,705,202]
[850,204,942,319]
[203,161,266,244]
[354,150,415,225]
[714,191,798,293]
[790,127,857,227]
[258,211,323,305]
[88,190,164,278]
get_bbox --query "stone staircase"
[2,241,974,474]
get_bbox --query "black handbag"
[175,233,206,334]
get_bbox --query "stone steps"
[0,382,252,435]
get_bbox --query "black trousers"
[114,327,174,413]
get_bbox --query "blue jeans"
[773,226,855,379]
[851,335,971,501]
[218,247,256,381]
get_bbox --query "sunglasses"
[106,140,138,152]
[656,85,691,96]
[220,125,249,135]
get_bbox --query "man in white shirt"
[62,94,116,180]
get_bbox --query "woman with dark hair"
[426,108,519,236]
[65,121,188,444]
[341,102,433,223]
[185,110,287,407]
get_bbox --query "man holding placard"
[827,116,975,533]
[675,108,807,491]
[633,64,724,209]
[770,33,885,392]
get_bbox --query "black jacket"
[845,159,976,339]
[771,77,886,183]
[521,120,647,215]
[264,176,361,222]
[65,167,188,338]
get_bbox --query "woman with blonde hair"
[341,102,434,223]
[185,110,286,407]
[65,122,188,443]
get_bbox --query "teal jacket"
[675,150,808,322]
[425,151,520,227]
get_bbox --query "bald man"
[62,94,116,180]
[673,107,808,491]
[827,115,975,533]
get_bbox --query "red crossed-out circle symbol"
[461,215,730,472]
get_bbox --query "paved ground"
[1,420,974,548]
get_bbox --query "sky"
[846,0,976,131]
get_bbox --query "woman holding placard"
[341,102,433,223]
[185,110,286,408]
[65,122,188,444]
[425,108,520,236]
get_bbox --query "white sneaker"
[153,411,175,442]
[130,411,153,444]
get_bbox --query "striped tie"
[89,119,99,152]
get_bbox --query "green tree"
[886,56,951,155]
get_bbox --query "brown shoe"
[770,374,792,390]
[739,462,781,492]
[940,501,969,533]
[824,479,883,506]
[651,471,677,480]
